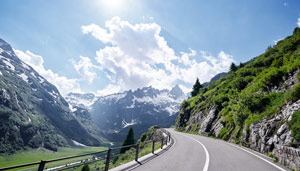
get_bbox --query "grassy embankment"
[0,146,107,170]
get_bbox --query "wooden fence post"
[152,140,155,154]
[135,143,139,161]
[38,160,46,171]
[161,138,164,149]
[105,149,112,171]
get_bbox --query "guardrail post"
[135,143,139,161]
[105,148,112,171]
[152,140,155,154]
[165,137,168,145]
[161,138,164,149]
[38,160,46,171]
[168,133,171,142]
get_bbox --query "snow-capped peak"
[65,92,97,110]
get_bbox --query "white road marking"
[179,133,210,171]
[227,143,287,171]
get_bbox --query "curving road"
[131,129,290,171]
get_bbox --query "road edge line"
[180,133,210,171]
[226,143,287,171]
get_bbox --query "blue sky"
[1,0,300,96]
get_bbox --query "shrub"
[288,110,300,142]
[288,84,300,102]
[81,164,90,171]
[140,133,147,142]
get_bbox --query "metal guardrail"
[0,128,172,171]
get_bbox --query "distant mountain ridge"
[0,38,106,153]
[202,72,227,87]
[65,92,97,110]
[66,85,186,143]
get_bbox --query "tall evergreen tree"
[230,62,237,72]
[120,127,136,154]
[191,78,202,97]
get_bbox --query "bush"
[288,110,300,142]
[297,71,300,82]
[81,164,90,171]
[232,77,253,91]
[140,133,147,142]
[288,84,300,102]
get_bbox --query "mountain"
[88,86,186,143]
[65,92,97,110]
[0,38,105,153]
[202,72,227,87]
[176,28,300,170]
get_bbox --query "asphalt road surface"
[132,129,289,171]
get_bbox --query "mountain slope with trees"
[176,28,300,170]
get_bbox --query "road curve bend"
[131,129,290,171]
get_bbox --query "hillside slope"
[0,38,105,153]
[176,28,300,170]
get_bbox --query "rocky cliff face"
[176,28,300,170]
[0,38,105,153]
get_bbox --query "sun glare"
[99,0,126,12]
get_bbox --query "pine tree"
[191,78,202,97]
[230,62,237,72]
[120,127,136,154]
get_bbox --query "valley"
[1,1,300,170]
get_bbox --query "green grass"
[69,141,165,171]
[289,110,300,142]
[177,28,300,143]
[267,153,278,162]
[0,146,107,170]
[109,141,162,169]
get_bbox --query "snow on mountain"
[65,92,97,110]
[88,85,187,142]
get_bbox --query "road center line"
[179,133,210,171]
[226,143,287,171]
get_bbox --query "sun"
[99,0,126,12]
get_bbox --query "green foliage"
[180,100,189,110]
[287,84,300,102]
[288,110,300,142]
[140,133,147,142]
[0,146,107,168]
[232,76,253,91]
[297,71,300,81]
[111,127,163,169]
[230,62,238,72]
[177,27,300,142]
[120,128,136,154]
[267,153,278,162]
[191,78,202,97]
[81,164,90,171]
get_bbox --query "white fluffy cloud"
[71,56,97,84]
[14,49,82,96]
[82,17,235,94]
[297,18,300,27]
